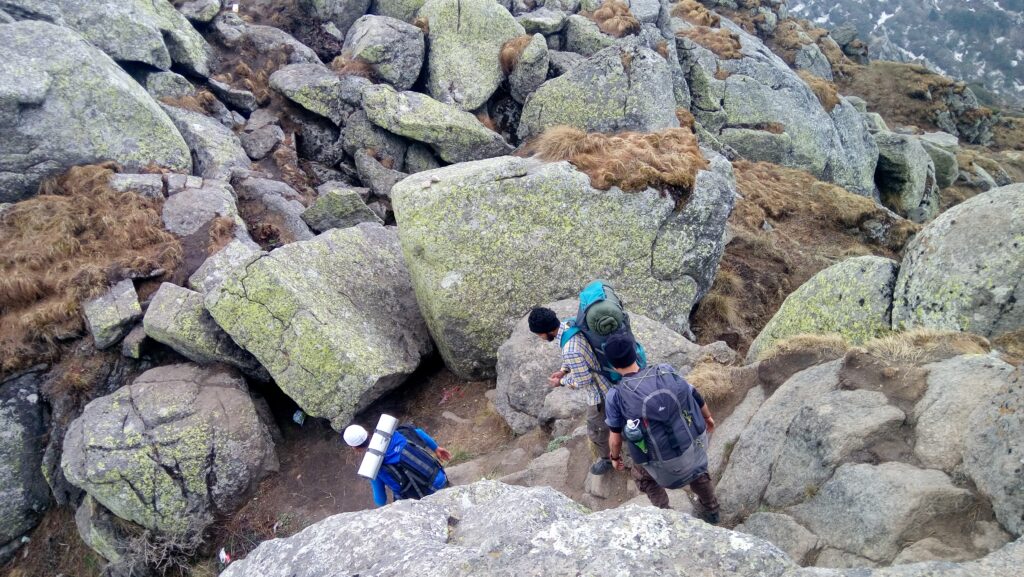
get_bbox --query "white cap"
[343,425,368,447]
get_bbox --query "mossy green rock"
[362,84,513,163]
[518,40,677,140]
[205,224,434,429]
[61,364,278,537]
[0,21,191,202]
[892,184,1024,338]
[747,256,900,362]
[419,0,525,110]
[54,0,211,75]
[392,155,736,379]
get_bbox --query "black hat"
[605,333,637,368]
[528,307,560,334]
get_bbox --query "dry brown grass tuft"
[693,269,743,338]
[500,35,534,75]
[518,125,708,194]
[331,55,376,80]
[687,361,738,405]
[413,15,429,35]
[589,0,641,38]
[0,164,181,375]
[271,133,314,198]
[655,40,670,59]
[159,89,219,115]
[476,110,499,133]
[671,0,721,27]
[797,70,840,112]
[758,333,851,362]
[675,108,696,130]
[993,329,1024,363]
[864,329,990,365]
[677,26,743,59]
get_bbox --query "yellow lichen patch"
[518,125,708,193]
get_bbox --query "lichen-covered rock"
[874,132,940,222]
[144,70,193,99]
[509,33,549,104]
[369,0,424,21]
[563,14,615,57]
[342,15,424,90]
[270,64,369,126]
[0,369,49,559]
[391,154,735,378]
[143,283,265,375]
[418,0,525,110]
[361,85,513,163]
[747,256,899,362]
[298,0,370,36]
[240,124,285,160]
[518,39,677,140]
[211,13,322,65]
[677,17,878,196]
[891,184,1024,338]
[0,21,191,202]
[963,368,1024,537]
[302,188,382,232]
[404,143,441,173]
[494,299,732,433]
[233,177,315,243]
[354,149,408,198]
[341,110,408,170]
[208,77,258,113]
[189,239,263,293]
[517,7,567,35]
[160,179,252,245]
[178,0,221,24]
[61,364,278,536]
[83,280,142,350]
[74,495,126,563]
[109,173,165,199]
[161,105,251,180]
[205,224,433,429]
[736,512,820,565]
[52,0,211,75]
[919,138,959,189]
[222,481,797,577]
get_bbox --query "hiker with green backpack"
[528,280,649,477]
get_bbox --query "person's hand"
[548,369,566,387]
[611,456,625,471]
[435,447,452,462]
[705,416,715,434]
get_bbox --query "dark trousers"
[586,402,610,460]
[631,466,720,516]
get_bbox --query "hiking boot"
[700,509,720,525]
[589,458,613,476]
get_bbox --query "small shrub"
[500,35,533,75]
[589,0,641,38]
[677,26,742,59]
[518,126,708,195]
[797,70,840,112]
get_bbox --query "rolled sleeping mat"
[357,414,399,479]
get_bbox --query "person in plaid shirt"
[529,307,615,475]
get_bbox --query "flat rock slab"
[83,280,142,349]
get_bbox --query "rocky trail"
[0,0,1022,576]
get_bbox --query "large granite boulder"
[676,17,878,196]
[205,224,433,429]
[370,0,425,21]
[418,0,525,110]
[361,85,513,163]
[49,0,211,76]
[269,64,369,126]
[0,21,191,202]
[746,256,899,362]
[161,105,251,180]
[222,481,797,577]
[891,184,1024,338]
[61,364,278,536]
[391,153,735,379]
[494,299,731,434]
[874,132,940,223]
[0,369,50,561]
[518,39,677,140]
[342,15,424,91]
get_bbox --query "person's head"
[605,333,639,375]
[343,424,370,453]
[528,307,560,342]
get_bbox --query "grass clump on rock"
[500,35,534,75]
[518,125,708,194]
[797,70,840,112]
[677,26,743,59]
[671,0,721,27]
[0,163,181,374]
[588,0,641,38]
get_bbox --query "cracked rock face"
[0,369,50,558]
[204,223,433,429]
[61,363,278,537]
[391,154,735,379]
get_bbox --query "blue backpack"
[559,280,648,383]
[381,425,443,500]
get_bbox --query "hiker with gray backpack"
[602,333,720,524]
[528,280,648,476]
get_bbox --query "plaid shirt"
[556,322,612,406]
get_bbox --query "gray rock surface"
[519,40,677,140]
[299,0,370,36]
[342,15,424,90]
[354,149,407,198]
[563,14,615,57]
[221,481,797,577]
[0,370,49,557]
[212,13,322,65]
[391,154,735,378]
[0,21,191,202]
[736,512,820,565]
[205,224,434,429]
[189,239,263,293]
[143,282,264,375]
[919,138,959,189]
[109,173,165,199]
[270,63,369,126]
[341,110,408,170]
[419,0,525,110]
[161,104,251,180]
[178,0,221,24]
[233,177,315,242]
[83,280,142,349]
[240,124,285,160]
[61,363,278,536]
[361,85,513,163]
[208,77,258,113]
[509,33,549,104]
[144,70,193,99]
[302,187,382,232]
[518,7,567,35]
[548,49,586,75]
[74,495,126,564]
[891,184,1024,338]
[403,143,441,173]
[708,384,765,481]
[874,132,940,222]
[160,179,250,244]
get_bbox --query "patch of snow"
[877,11,895,27]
